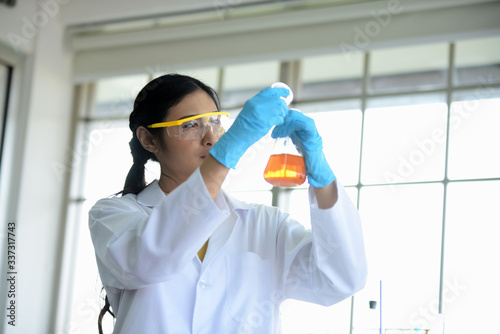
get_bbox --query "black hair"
[98,73,220,333]
[121,73,220,196]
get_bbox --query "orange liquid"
[264,154,306,187]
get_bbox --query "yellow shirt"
[198,240,209,262]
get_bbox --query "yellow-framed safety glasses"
[146,112,230,140]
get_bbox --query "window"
[301,53,364,99]
[221,60,281,108]
[447,95,500,180]
[368,43,449,94]
[67,38,500,333]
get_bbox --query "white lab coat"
[89,168,367,334]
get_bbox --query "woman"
[89,73,367,333]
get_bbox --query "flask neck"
[272,137,301,156]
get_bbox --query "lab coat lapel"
[201,210,237,270]
[200,192,250,271]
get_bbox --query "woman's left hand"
[271,109,336,188]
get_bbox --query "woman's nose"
[201,124,218,146]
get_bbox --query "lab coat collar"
[223,191,252,211]
[136,180,165,208]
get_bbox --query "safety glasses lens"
[167,115,225,140]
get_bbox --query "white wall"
[0,1,37,53]
[0,1,73,333]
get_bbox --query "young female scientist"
[89,73,367,333]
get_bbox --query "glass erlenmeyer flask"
[264,136,306,187]
[264,82,306,187]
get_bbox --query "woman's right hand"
[209,87,290,169]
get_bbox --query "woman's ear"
[136,126,160,154]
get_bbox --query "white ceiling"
[61,0,376,27]
[60,0,219,25]
[61,0,500,39]
[65,0,500,81]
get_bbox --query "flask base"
[264,153,306,187]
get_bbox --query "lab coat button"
[199,280,208,289]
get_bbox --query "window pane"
[300,53,363,99]
[221,61,280,108]
[82,120,159,200]
[448,96,500,180]
[163,67,219,91]
[298,100,363,186]
[355,183,443,332]
[93,74,149,118]
[68,200,106,334]
[362,95,448,185]
[369,43,448,94]
[68,122,91,200]
[444,181,500,334]
[454,36,500,86]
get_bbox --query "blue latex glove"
[271,109,336,188]
[210,87,290,169]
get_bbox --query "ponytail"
[98,295,114,334]
[122,131,155,196]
